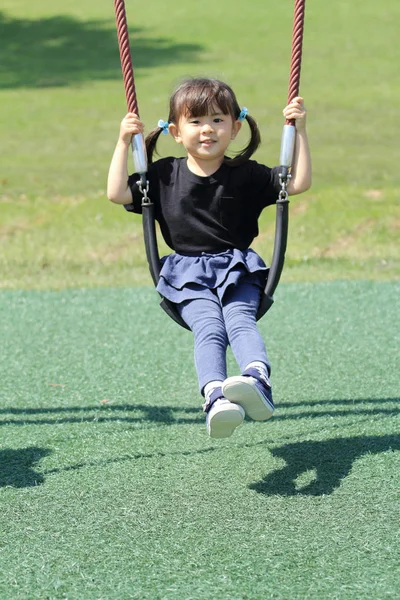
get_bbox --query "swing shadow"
[0,403,201,428]
[0,12,203,89]
[3,434,398,493]
[0,447,52,488]
[0,396,398,428]
[249,434,400,497]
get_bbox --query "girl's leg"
[177,295,229,392]
[221,281,274,421]
[221,281,270,373]
[178,295,245,438]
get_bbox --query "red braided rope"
[114,0,139,115]
[114,0,306,125]
[286,0,306,125]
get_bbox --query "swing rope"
[288,0,306,116]
[113,0,306,328]
[114,0,139,116]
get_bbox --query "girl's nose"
[201,121,214,133]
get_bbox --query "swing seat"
[142,188,289,330]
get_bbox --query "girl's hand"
[119,113,145,144]
[283,97,307,131]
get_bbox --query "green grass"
[1,283,399,599]
[1,185,399,290]
[1,1,400,598]
[1,0,400,288]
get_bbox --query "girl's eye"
[214,118,223,123]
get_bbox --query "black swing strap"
[142,195,190,330]
[257,193,289,318]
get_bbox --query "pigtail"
[226,113,261,167]
[145,127,164,165]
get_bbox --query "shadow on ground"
[0,403,201,427]
[2,434,398,493]
[1,399,398,489]
[249,434,400,497]
[0,397,398,428]
[0,447,51,488]
[0,11,203,89]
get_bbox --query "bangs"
[170,79,239,121]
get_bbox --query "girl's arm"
[282,97,312,196]
[107,113,144,204]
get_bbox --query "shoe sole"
[222,376,274,421]
[207,405,245,439]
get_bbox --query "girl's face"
[169,107,241,168]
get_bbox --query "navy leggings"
[177,281,271,393]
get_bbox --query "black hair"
[145,77,261,166]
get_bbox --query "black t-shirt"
[125,157,282,255]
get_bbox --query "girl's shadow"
[249,434,400,496]
[0,447,51,488]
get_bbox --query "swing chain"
[278,173,291,203]
[139,177,152,206]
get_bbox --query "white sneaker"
[206,399,245,439]
[222,375,274,421]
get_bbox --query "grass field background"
[1,0,399,287]
[1,0,399,598]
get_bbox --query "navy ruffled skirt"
[156,248,268,304]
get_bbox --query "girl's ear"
[169,123,182,144]
[231,120,242,140]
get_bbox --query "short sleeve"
[247,162,282,210]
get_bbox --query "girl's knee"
[223,300,258,333]
[193,314,227,345]
[180,300,227,344]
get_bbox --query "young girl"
[107,77,311,439]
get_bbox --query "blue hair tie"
[238,107,248,122]
[157,119,170,135]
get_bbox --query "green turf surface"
[1,0,399,597]
[1,282,399,599]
